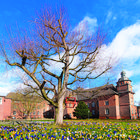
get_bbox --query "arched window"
[92,102,95,107]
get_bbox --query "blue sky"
[0,0,140,104]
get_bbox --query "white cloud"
[73,16,98,34]
[107,22,140,64]
[116,69,134,80]
[106,11,112,24]
[104,22,140,104]
[105,11,117,24]
[0,81,26,96]
[47,52,81,75]
[0,87,11,96]
[133,83,140,104]
[0,67,28,96]
[100,22,140,79]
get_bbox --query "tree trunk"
[55,95,65,125]
[26,115,30,119]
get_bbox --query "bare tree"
[1,7,112,125]
[7,90,44,119]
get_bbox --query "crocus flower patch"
[0,120,140,139]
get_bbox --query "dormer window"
[0,97,2,104]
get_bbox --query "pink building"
[11,100,54,119]
[0,96,11,120]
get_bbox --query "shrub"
[73,101,91,119]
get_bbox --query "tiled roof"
[67,84,118,101]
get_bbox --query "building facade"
[0,96,11,120]
[0,71,139,120]
[64,71,138,119]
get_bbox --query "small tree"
[7,90,44,119]
[73,101,91,119]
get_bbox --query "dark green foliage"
[73,101,91,119]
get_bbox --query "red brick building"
[0,71,139,120]
[0,96,11,120]
[64,71,138,119]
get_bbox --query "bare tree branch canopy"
[1,7,113,125]
[7,89,44,119]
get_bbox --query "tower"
[116,71,132,92]
[116,71,136,119]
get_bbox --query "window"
[37,106,40,109]
[132,108,133,114]
[33,112,36,115]
[131,97,133,105]
[92,110,95,115]
[13,111,16,115]
[69,103,72,107]
[97,101,99,107]
[105,101,109,105]
[87,103,90,108]
[105,108,109,115]
[0,97,2,104]
[92,102,95,107]
[37,111,40,115]
[13,105,16,109]
[47,106,49,110]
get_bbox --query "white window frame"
[0,97,2,104]
[105,108,109,115]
